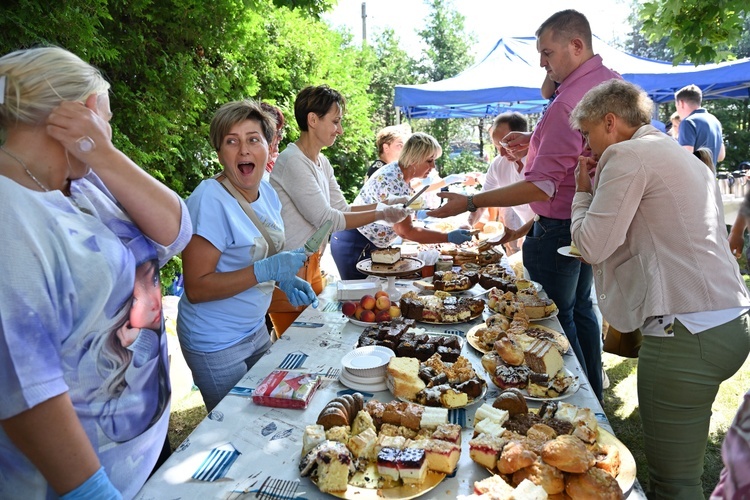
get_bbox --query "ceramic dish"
[520,368,580,401]
[341,346,395,378]
[348,317,378,328]
[484,306,559,323]
[465,323,570,355]
[386,373,487,409]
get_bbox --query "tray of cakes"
[399,290,484,325]
[356,317,465,361]
[477,263,542,293]
[478,312,578,400]
[439,241,504,267]
[386,353,487,409]
[300,393,461,498]
[466,390,635,499]
[357,247,424,277]
[487,287,558,322]
[466,313,570,355]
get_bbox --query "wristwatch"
[466,194,477,212]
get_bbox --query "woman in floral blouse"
[331,132,472,280]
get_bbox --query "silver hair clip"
[0,76,5,105]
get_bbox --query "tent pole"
[395,106,401,125]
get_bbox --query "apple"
[375,290,389,301]
[375,294,391,311]
[354,303,364,320]
[388,305,401,319]
[361,309,376,323]
[375,310,392,323]
[360,294,376,310]
[342,301,357,317]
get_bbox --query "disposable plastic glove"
[415,210,429,221]
[447,229,473,244]
[254,248,307,284]
[443,173,466,185]
[61,467,122,500]
[377,204,411,224]
[279,277,319,308]
[385,195,411,206]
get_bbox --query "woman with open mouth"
[177,100,317,413]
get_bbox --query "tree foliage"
[639,0,747,64]
[366,28,419,129]
[415,0,475,175]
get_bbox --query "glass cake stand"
[355,257,424,300]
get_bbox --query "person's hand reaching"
[254,248,307,283]
[278,277,319,308]
[447,229,473,244]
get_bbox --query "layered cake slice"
[396,448,428,485]
[417,438,460,474]
[473,403,509,426]
[469,432,507,470]
[524,338,563,377]
[376,447,401,482]
[371,247,401,264]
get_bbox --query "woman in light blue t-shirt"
[177,100,317,412]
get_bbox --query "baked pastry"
[432,423,462,445]
[302,424,327,455]
[493,364,531,389]
[473,475,515,497]
[493,388,528,416]
[541,434,596,473]
[512,458,565,495]
[347,427,377,459]
[317,406,349,430]
[565,466,624,500]
[497,439,538,474]
[594,443,621,477]
[419,407,448,429]
[299,441,355,493]
[495,337,525,366]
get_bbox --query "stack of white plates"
[339,346,394,392]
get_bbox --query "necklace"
[296,141,320,166]
[1,146,50,192]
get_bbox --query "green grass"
[603,352,750,497]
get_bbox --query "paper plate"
[341,346,394,378]
[339,370,388,393]
[521,368,580,401]
[557,246,581,258]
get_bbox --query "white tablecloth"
[137,279,645,499]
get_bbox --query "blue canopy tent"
[394,36,750,119]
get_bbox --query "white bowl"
[341,346,394,378]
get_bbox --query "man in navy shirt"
[675,84,726,165]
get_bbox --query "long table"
[137,279,645,499]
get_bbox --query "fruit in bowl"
[342,293,401,323]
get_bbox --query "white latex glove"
[376,203,411,224]
[385,195,411,206]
